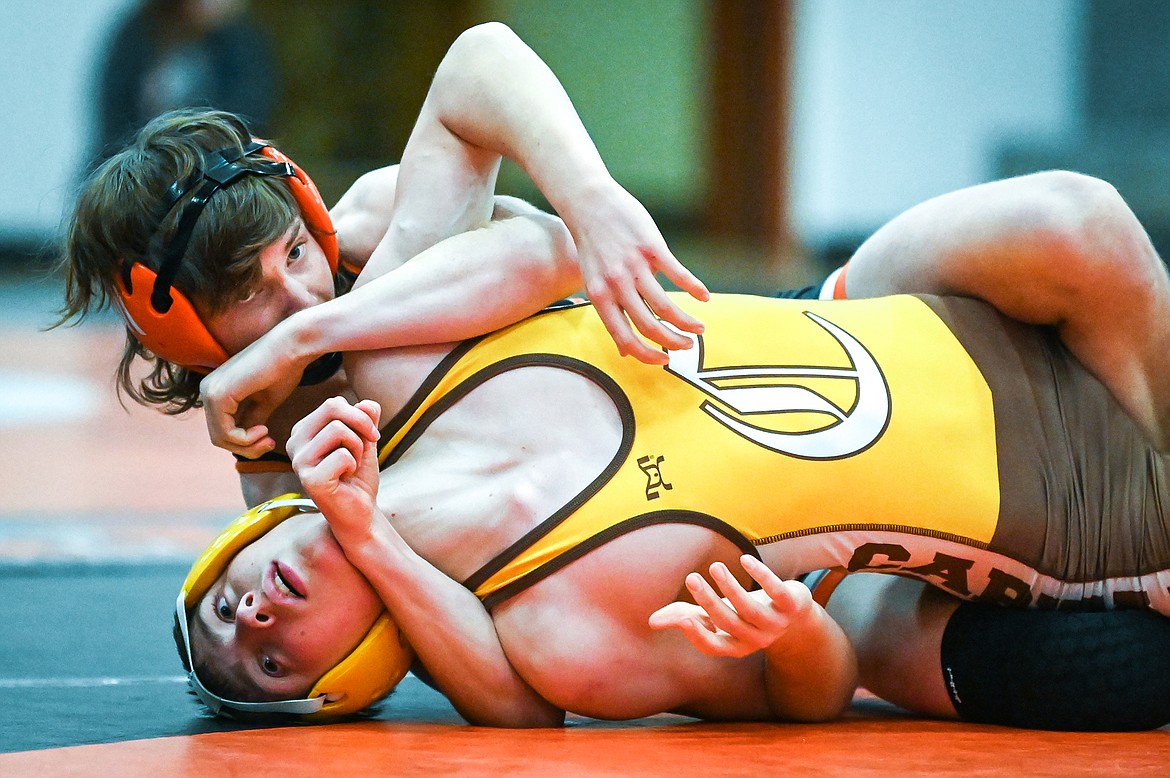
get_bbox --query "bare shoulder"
[330,165,401,271]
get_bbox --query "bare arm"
[846,170,1170,450]
[202,23,709,459]
[376,21,709,361]
[287,397,565,727]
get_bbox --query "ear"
[258,145,339,273]
[115,261,229,370]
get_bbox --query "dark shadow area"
[0,562,463,753]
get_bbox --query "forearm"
[342,509,565,727]
[763,605,858,722]
[238,469,301,508]
[281,211,579,359]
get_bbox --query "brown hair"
[57,108,299,413]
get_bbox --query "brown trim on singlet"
[378,337,482,455]
[378,300,594,456]
[452,355,636,591]
[479,511,762,610]
[753,522,990,548]
[917,295,1059,571]
[381,352,632,470]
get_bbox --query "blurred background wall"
[2,0,1164,283]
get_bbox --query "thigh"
[826,573,959,718]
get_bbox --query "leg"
[826,574,958,718]
[845,171,1170,450]
[829,574,1170,731]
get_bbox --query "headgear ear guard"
[116,141,339,371]
[176,494,413,720]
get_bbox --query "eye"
[215,595,234,622]
[288,242,306,263]
[261,656,280,676]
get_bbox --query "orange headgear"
[115,141,339,371]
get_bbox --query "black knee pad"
[940,603,1170,731]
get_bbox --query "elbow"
[438,22,522,85]
[459,701,566,729]
[452,21,519,48]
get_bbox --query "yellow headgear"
[176,494,413,720]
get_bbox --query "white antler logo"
[664,311,890,459]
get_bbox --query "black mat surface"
[0,562,464,753]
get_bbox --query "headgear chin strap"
[116,141,340,372]
[177,495,413,720]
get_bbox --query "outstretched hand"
[571,181,710,365]
[648,555,816,658]
[286,396,383,543]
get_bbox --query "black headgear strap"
[145,142,343,386]
[150,141,294,314]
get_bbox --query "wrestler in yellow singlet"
[378,294,1170,615]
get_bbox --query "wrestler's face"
[198,219,335,355]
[190,513,382,699]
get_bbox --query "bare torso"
[347,343,773,719]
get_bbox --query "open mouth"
[272,561,306,599]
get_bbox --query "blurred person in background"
[89,0,277,171]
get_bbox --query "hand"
[570,180,710,365]
[199,323,314,458]
[648,555,816,658]
[286,396,383,543]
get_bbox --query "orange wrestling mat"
[5,702,1169,777]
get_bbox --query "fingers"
[739,554,810,617]
[587,244,708,364]
[288,397,381,484]
[203,395,275,458]
[589,278,704,366]
[656,250,711,303]
[591,293,669,365]
[354,398,382,429]
[658,559,805,659]
[290,397,380,450]
[223,424,276,459]
[688,566,783,655]
[648,600,712,632]
[299,446,360,494]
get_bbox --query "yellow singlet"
[379,294,1010,608]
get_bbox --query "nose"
[270,274,315,318]
[236,590,275,629]
[278,274,323,317]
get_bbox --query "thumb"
[648,601,696,631]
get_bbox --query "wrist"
[341,505,411,572]
[764,602,838,659]
[280,306,332,367]
[539,168,615,233]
